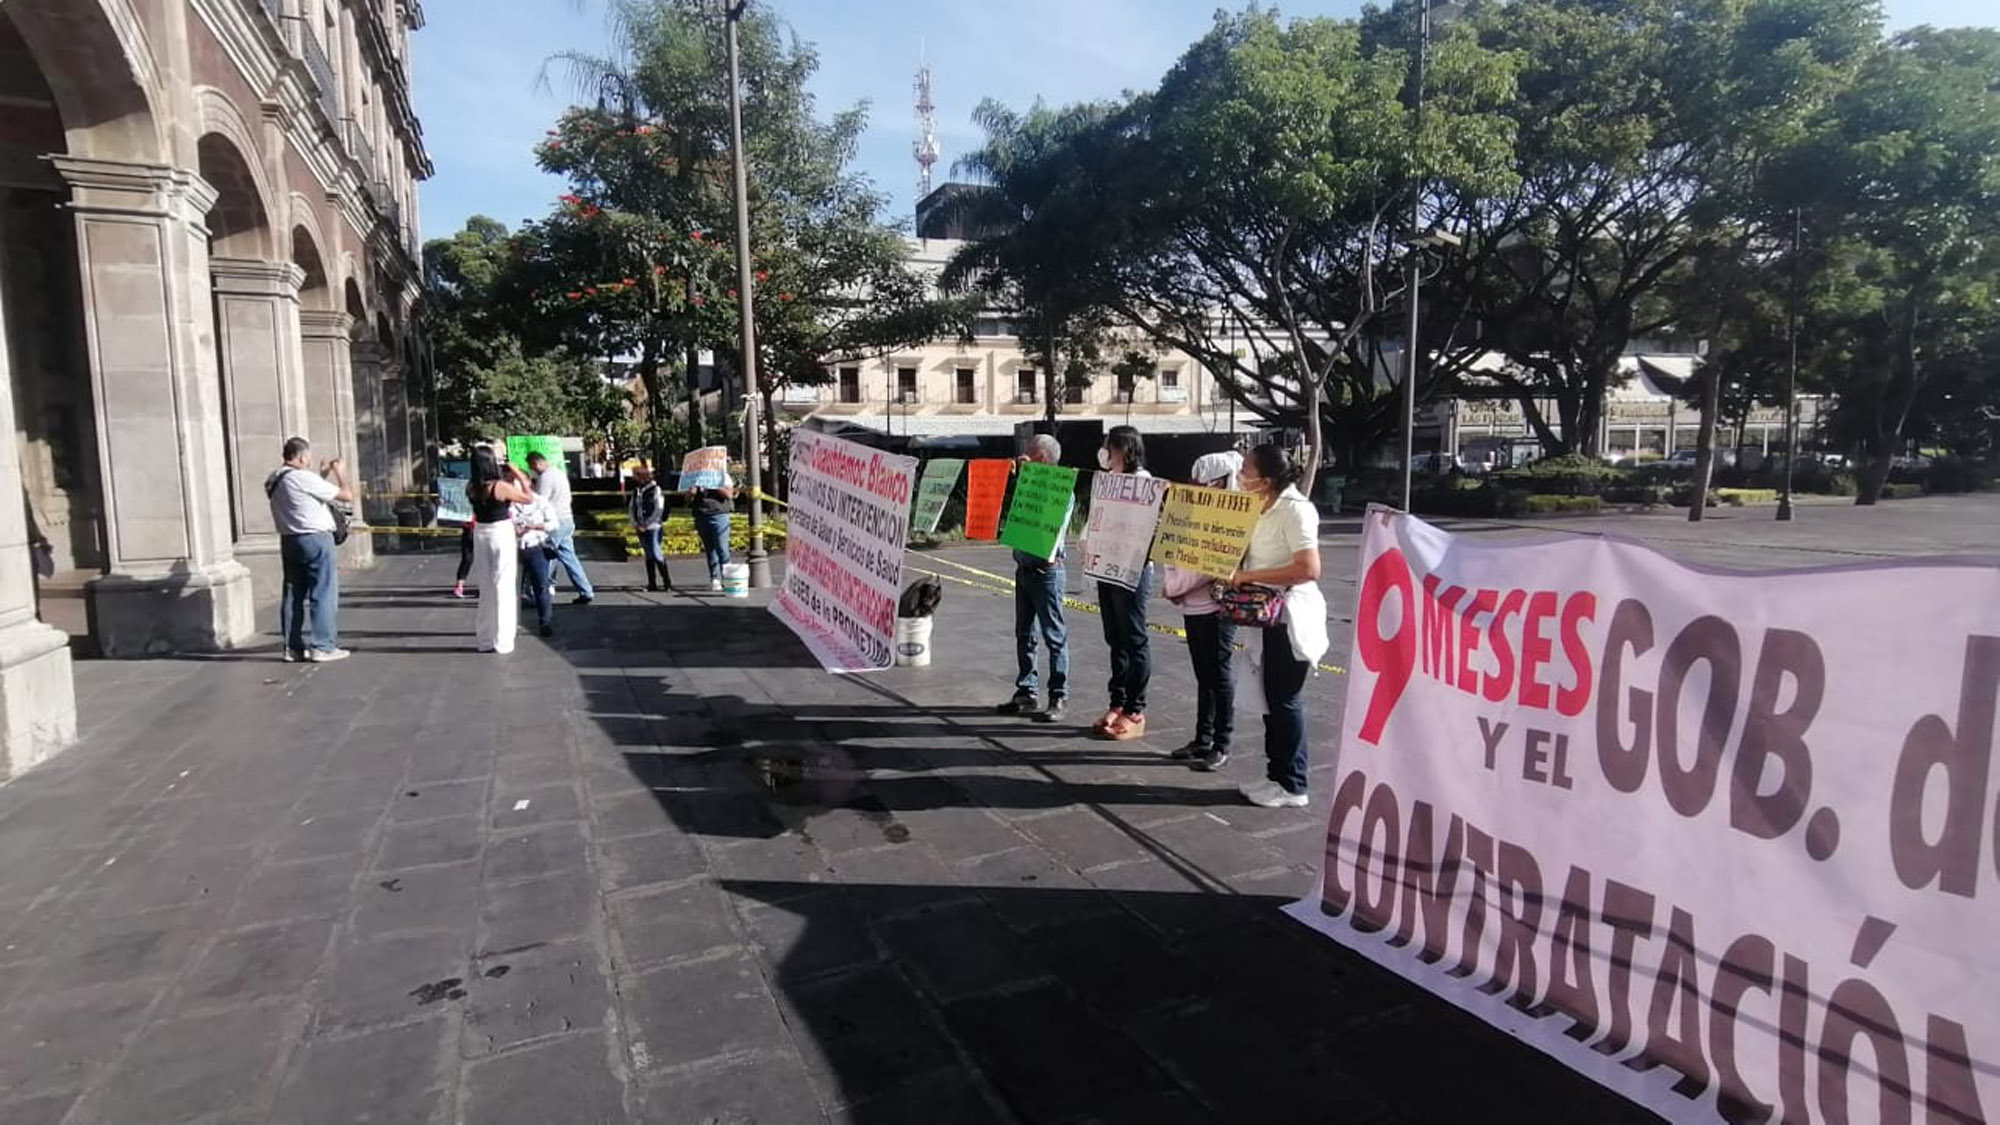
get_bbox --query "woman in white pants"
[467,446,534,653]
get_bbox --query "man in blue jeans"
[265,437,355,663]
[527,451,595,604]
[627,464,669,591]
[997,433,1070,723]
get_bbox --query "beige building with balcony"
[0,0,433,778]
[778,238,1257,442]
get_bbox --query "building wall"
[0,0,437,775]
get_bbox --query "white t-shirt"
[533,467,573,522]
[1244,485,1317,571]
[267,467,340,536]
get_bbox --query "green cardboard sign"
[910,459,964,534]
[998,460,1077,560]
[506,435,565,470]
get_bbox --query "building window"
[1064,379,1086,404]
[1015,368,1038,404]
[897,367,919,403]
[974,317,1017,338]
[1114,369,1139,404]
[838,367,860,403]
[1160,368,1179,390]
[955,368,978,404]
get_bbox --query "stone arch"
[343,277,369,329]
[292,226,332,311]
[196,132,272,260]
[1,0,164,164]
[194,87,277,229]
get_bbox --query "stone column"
[381,360,410,497]
[0,233,78,779]
[53,156,254,657]
[350,339,390,525]
[209,257,307,564]
[301,309,373,567]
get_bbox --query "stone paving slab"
[2,495,1973,1123]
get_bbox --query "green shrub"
[1494,454,1622,497]
[1524,494,1604,515]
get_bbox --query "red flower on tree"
[585,287,598,296]
[689,231,703,242]
[756,270,769,282]
[566,292,582,300]
[780,292,794,302]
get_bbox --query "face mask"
[1097,448,1113,471]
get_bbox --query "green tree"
[1779,26,2000,502]
[534,0,954,464]
[424,215,625,445]
[1426,0,1879,457]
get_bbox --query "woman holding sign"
[1091,426,1155,741]
[1228,444,1329,807]
[1162,451,1243,772]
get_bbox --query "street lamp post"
[1400,0,1437,513]
[724,0,770,586]
[1778,207,1801,522]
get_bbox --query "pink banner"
[1292,506,2000,1122]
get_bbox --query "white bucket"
[894,616,934,667]
[721,562,749,598]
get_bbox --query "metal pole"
[1777,206,1800,522]
[724,1,770,586]
[1400,0,1430,512]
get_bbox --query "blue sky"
[410,0,1996,244]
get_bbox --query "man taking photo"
[266,436,354,663]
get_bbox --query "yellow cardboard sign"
[1151,484,1261,579]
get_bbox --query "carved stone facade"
[0,0,433,778]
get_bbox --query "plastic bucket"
[721,563,749,598]
[894,616,934,667]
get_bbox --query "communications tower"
[914,52,939,206]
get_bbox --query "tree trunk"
[1300,378,1322,498]
[636,338,666,470]
[761,386,782,501]
[1044,325,1059,435]
[684,340,704,448]
[1855,450,1892,506]
[1688,366,1721,522]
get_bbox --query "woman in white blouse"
[1227,444,1331,808]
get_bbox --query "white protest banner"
[771,429,917,672]
[1080,473,1167,590]
[1292,507,2000,1122]
[910,458,963,534]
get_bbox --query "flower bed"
[583,508,789,558]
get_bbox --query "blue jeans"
[694,511,731,581]
[1185,613,1237,751]
[549,519,594,598]
[1013,563,1068,700]
[279,531,339,654]
[638,526,667,588]
[521,543,554,630]
[1098,566,1154,714]
[1262,624,1311,794]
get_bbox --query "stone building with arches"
[0,0,433,777]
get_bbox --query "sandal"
[1108,713,1147,741]
[1093,708,1123,734]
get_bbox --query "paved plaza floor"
[0,494,1992,1124]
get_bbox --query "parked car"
[1409,452,1462,474]
[1665,448,1738,468]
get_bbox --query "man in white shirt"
[264,436,355,663]
[528,451,594,604]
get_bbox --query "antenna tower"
[914,50,939,204]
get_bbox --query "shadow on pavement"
[710,879,1665,1124]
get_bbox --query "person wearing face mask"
[1089,426,1155,741]
[1161,450,1243,771]
[1228,443,1330,808]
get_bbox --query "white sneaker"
[709,579,723,592]
[281,650,302,663]
[1240,779,1308,808]
[304,648,351,664]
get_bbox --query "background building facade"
[0,0,432,777]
